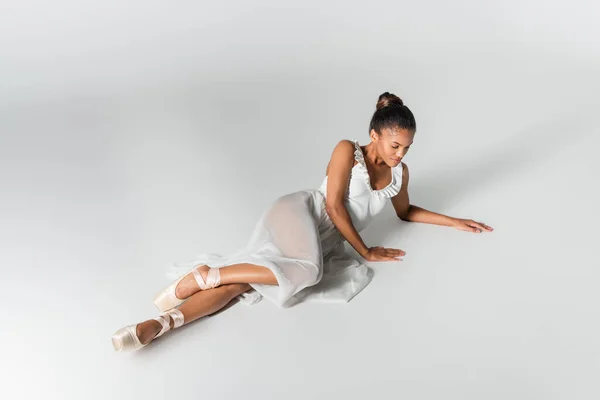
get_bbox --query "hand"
[362,246,406,262]
[452,218,494,233]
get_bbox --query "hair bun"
[376,92,404,110]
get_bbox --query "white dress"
[167,140,404,307]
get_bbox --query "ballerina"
[111,91,493,351]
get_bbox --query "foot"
[174,265,211,300]
[135,316,174,345]
[112,309,185,351]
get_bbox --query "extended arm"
[391,163,493,233]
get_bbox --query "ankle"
[135,309,184,346]
[137,319,163,345]
[174,265,210,299]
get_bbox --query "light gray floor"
[2,1,599,399]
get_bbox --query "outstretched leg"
[136,283,251,345]
[174,263,277,300]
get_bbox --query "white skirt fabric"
[167,189,373,308]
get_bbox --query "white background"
[1,1,599,399]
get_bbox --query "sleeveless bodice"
[316,139,403,248]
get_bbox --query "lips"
[391,158,400,163]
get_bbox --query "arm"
[324,140,371,257]
[390,163,454,225]
[391,163,493,232]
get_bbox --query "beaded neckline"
[352,140,397,195]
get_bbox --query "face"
[370,127,415,167]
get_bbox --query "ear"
[369,129,378,142]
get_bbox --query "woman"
[111,92,493,351]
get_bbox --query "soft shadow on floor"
[363,117,588,246]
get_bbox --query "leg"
[174,263,277,299]
[157,192,323,311]
[137,283,251,345]
[178,282,251,324]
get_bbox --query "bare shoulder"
[400,161,409,175]
[400,162,410,185]
[333,139,356,154]
[326,140,356,175]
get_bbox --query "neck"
[363,143,387,166]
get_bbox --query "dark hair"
[369,92,416,135]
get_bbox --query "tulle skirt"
[167,190,373,308]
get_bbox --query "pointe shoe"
[111,309,185,352]
[153,265,221,312]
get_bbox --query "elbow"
[325,201,345,216]
[397,205,412,221]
